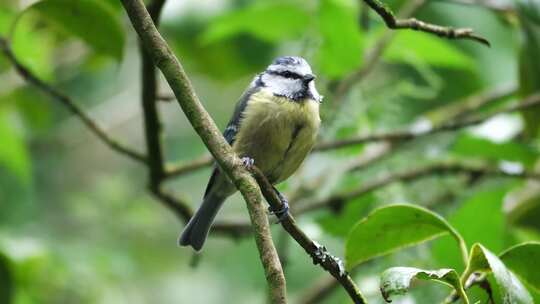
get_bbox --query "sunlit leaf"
[7,9,55,79]
[464,243,533,304]
[22,0,125,61]
[201,2,310,44]
[500,242,540,292]
[316,0,363,78]
[380,267,467,303]
[345,204,467,268]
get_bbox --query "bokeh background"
[1,0,539,303]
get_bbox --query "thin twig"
[120,1,287,301]
[249,167,368,304]
[363,0,490,45]
[0,37,147,164]
[334,0,427,100]
[165,155,213,178]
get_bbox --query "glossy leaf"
[380,267,468,303]
[201,2,310,44]
[464,243,533,304]
[316,0,363,78]
[24,0,125,60]
[345,204,467,268]
[500,242,540,292]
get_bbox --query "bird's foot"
[269,199,289,223]
[240,157,254,169]
[269,188,289,223]
[312,242,347,277]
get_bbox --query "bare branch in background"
[0,38,147,164]
[316,92,539,151]
[120,0,288,301]
[295,161,540,215]
[363,0,490,46]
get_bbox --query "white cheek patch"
[262,74,303,97]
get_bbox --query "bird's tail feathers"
[178,192,226,251]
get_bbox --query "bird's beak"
[303,74,316,83]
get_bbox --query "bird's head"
[257,56,322,102]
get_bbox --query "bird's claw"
[269,200,289,223]
[312,242,347,277]
[268,189,289,223]
[240,157,254,169]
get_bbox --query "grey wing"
[222,85,260,145]
[203,85,260,197]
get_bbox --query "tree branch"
[362,0,490,46]
[120,1,287,301]
[334,0,427,100]
[249,167,368,304]
[0,37,147,164]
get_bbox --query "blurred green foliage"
[1,0,540,303]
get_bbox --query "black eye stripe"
[267,70,302,79]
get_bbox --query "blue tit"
[179,56,322,251]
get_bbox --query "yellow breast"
[233,88,320,183]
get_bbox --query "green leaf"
[200,2,310,44]
[384,31,475,69]
[0,253,13,304]
[500,242,540,292]
[464,243,533,304]
[0,111,31,184]
[316,0,363,78]
[380,267,468,304]
[8,9,55,79]
[345,204,467,268]
[23,0,125,60]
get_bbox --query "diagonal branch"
[249,167,367,304]
[362,0,490,46]
[120,1,287,302]
[0,37,147,164]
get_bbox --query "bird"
[179,56,322,251]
